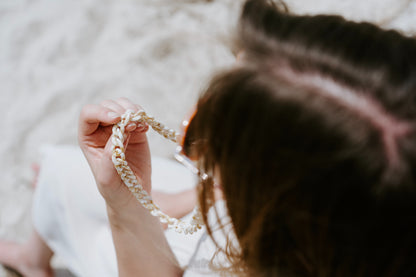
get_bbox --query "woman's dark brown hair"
[184,0,416,276]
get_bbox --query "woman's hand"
[78,98,183,276]
[78,97,151,213]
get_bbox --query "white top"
[32,145,229,277]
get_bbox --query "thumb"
[79,104,121,137]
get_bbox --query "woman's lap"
[32,145,202,277]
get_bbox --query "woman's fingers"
[116,97,140,112]
[99,98,145,131]
[79,104,121,137]
[116,98,149,132]
[80,98,148,144]
[100,99,126,115]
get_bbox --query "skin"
[0,51,237,275]
[78,97,182,277]
[0,97,200,276]
[0,232,53,277]
[0,182,196,277]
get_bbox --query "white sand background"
[0,0,415,275]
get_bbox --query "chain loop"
[111,110,203,234]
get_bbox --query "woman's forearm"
[152,189,197,220]
[106,205,183,277]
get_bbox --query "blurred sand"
[0,0,415,276]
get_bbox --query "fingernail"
[137,124,149,132]
[126,123,136,131]
[108,112,120,119]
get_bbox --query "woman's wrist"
[106,201,148,230]
[106,203,183,277]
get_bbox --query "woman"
[81,0,416,275]
[3,0,416,276]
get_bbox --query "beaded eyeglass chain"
[111,110,204,234]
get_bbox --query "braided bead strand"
[111,110,203,234]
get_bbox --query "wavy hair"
[184,0,416,276]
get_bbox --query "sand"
[1,0,415,275]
